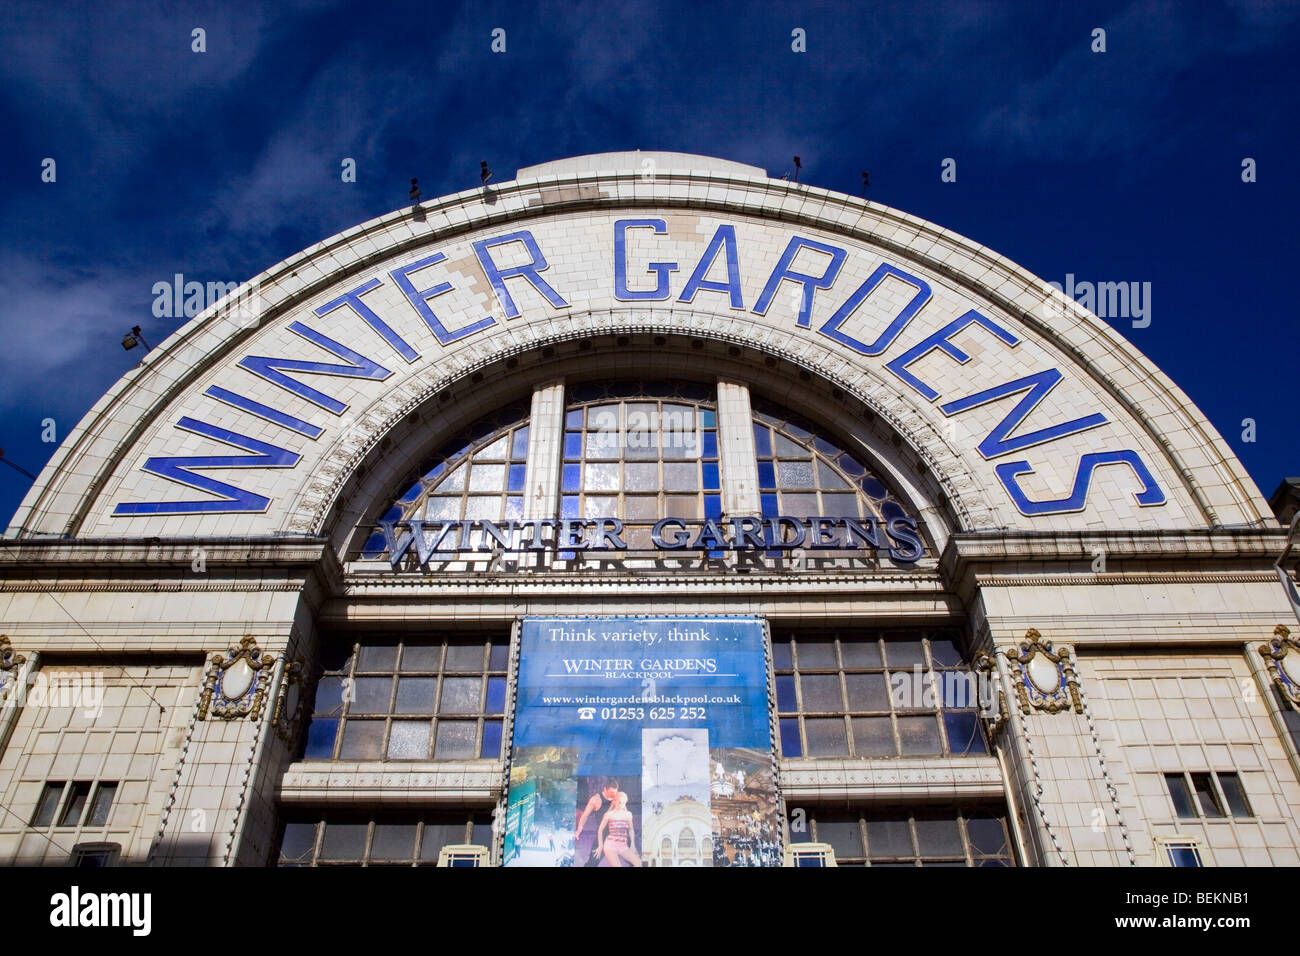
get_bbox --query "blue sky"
[1,0,1296,527]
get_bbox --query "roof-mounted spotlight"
[480,161,493,185]
[121,325,152,352]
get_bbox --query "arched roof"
[5,152,1272,541]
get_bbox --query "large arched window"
[752,398,912,526]
[358,402,530,560]
[354,380,928,566]
[560,381,720,551]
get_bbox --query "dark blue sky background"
[1,0,1296,528]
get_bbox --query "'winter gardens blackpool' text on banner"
[504,617,780,867]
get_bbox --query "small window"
[1217,773,1252,818]
[57,782,92,827]
[70,843,121,867]
[1190,773,1224,818]
[31,782,65,827]
[86,782,117,827]
[1155,837,1203,867]
[1164,773,1197,818]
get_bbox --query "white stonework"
[0,152,1293,867]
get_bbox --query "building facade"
[0,151,1295,867]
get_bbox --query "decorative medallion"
[0,635,27,706]
[273,658,306,742]
[1004,629,1081,715]
[198,636,275,721]
[1257,624,1300,709]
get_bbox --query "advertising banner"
[504,616,780,867]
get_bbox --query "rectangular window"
[1164,773,1197,819]
[1155,837,1204,867]
[302,635,510,763]
[1217,772,1252,818]
[86,782,118,827]
[277,811,492,866]
[1190,773,1224,818]
[787,807,1014,866]
[1165,771,1249,819]
[773,629,986,758]
[57,782,92,827]
[31,782,65,827]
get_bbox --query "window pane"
[351,677,392,714]
[943,711,987,755]
[777,460,815,488]
[386,721,430,759]
[313,676,345,716]
[421,821,466,860]
[775,675,797,712]
[303,718,339,759]
[489,643,509,671]
[439,677,481,714]
[866,817,914,859]
[816,817,864,858]
[779,718,802,757]
[320,822,368,860]
[58,782,91,827]
[965,814,1009,856]
[799,674,843,712]
[796,640,837,669]
[851,717,895,756]
[371,823,417,860]
[844,673,890,711]
[817,461,850,489]
[469,464,505,492]
[775,434,807,459]
[279,822,317,863]
[395,678,436,714]
[782,493,818,516]
[883,639,926,668]
[771,640,793,671]
[86,783,117,827]
[624,496,658,520]
[358,644,398,672]
[839,639,881,669]
[1165,773,1197,818]
[1191,773,1224,817]
[339,721,385,759]
[897,715,943,755]
[485,677,507,714]
[425,496,460,520]
[481,720,503,758]
[624,463,658,491]
[663,462,698,491]
[435,721,479,758]
[914,815,964,857]
[584,463,619,491]
[804,718,848,756]
[445,644,485,672]
[32,782,64,827]
[1218,773,1252,818]
[928,636,965,667]
[664,495,698,518]
[511,426,529,458]
[398,645,440,671]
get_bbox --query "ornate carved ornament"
[0,635,27,705]
[973,652,1007,737]
[199,635,275,721]
[1257,624,1300,709]
[273,658,307,742]
[1004,629,1081,715]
